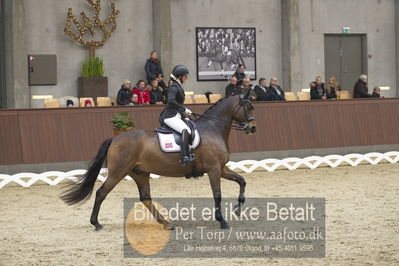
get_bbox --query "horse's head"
[232,93,256,135]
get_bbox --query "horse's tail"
[61,138,113,205]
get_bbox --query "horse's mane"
[201,96,233,117]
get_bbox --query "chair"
[184,96,193,104]
[194,94,208,104]
[44,98,60,108]
[285,92,298,101]
[79,97,95,107]
[340,90,351,99]
[297,92,310,101]
[44,97,54,104]
[58,96,79,107]
[209,94,222,103]
[97,97,112,107]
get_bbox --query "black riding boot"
[180,129,193,165]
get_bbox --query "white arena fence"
[1,151,399,189]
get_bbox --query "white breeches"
[163,113,191,134]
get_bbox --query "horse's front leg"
[208,168,229,229]
[221,166,246,216]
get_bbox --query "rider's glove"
[185,108,192,115]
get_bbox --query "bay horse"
[61,94,256,230]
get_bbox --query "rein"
[190,99,254,131]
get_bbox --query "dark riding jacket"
[160,80,187,120]
[145,58,163,82]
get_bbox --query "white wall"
[18,0,398,105]
[298,0,396,97]
[24,0,153,102]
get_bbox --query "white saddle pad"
[157,130,201,153]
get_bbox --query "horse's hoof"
[95,224,103,231]
[220,223,230,230]
[163,223,175,230]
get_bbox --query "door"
[324,34,367,92]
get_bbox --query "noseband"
[234,96,255,131]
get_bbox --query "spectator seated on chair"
[84,99,93,107]
[225,76,241,97]
[240,78,257,101]
[371,86,383,98]
[353,74,371,98]
[327,76,341,99]
[117,79,133,106]
[149,79,165,105]
[133,80,151,105]
[310,76,327,100]
[156,74,166,90]
[66,99,74,108]
[266,77,285,101]
[130,94,140,105]
[166,78,173,88]
[162,79,174,100]
[254,78,268,101]
[58,96,78,108]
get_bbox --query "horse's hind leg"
[221,166,246,216]
[90,167,129,231]
[131,171,174,230]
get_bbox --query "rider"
[160,65,195,165]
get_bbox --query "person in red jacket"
[132,80,151,104]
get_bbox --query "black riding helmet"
[172,65,189,78]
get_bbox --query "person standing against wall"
[145,51,166,88]
[232,64,247,87]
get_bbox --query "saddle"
[156,119,203,179]
[155,119,201,153]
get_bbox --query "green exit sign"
[342,27,351,34]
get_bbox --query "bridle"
[191,95,255,131]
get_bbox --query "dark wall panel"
[0,111,23,164]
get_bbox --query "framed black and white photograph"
[196,27,256,81]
